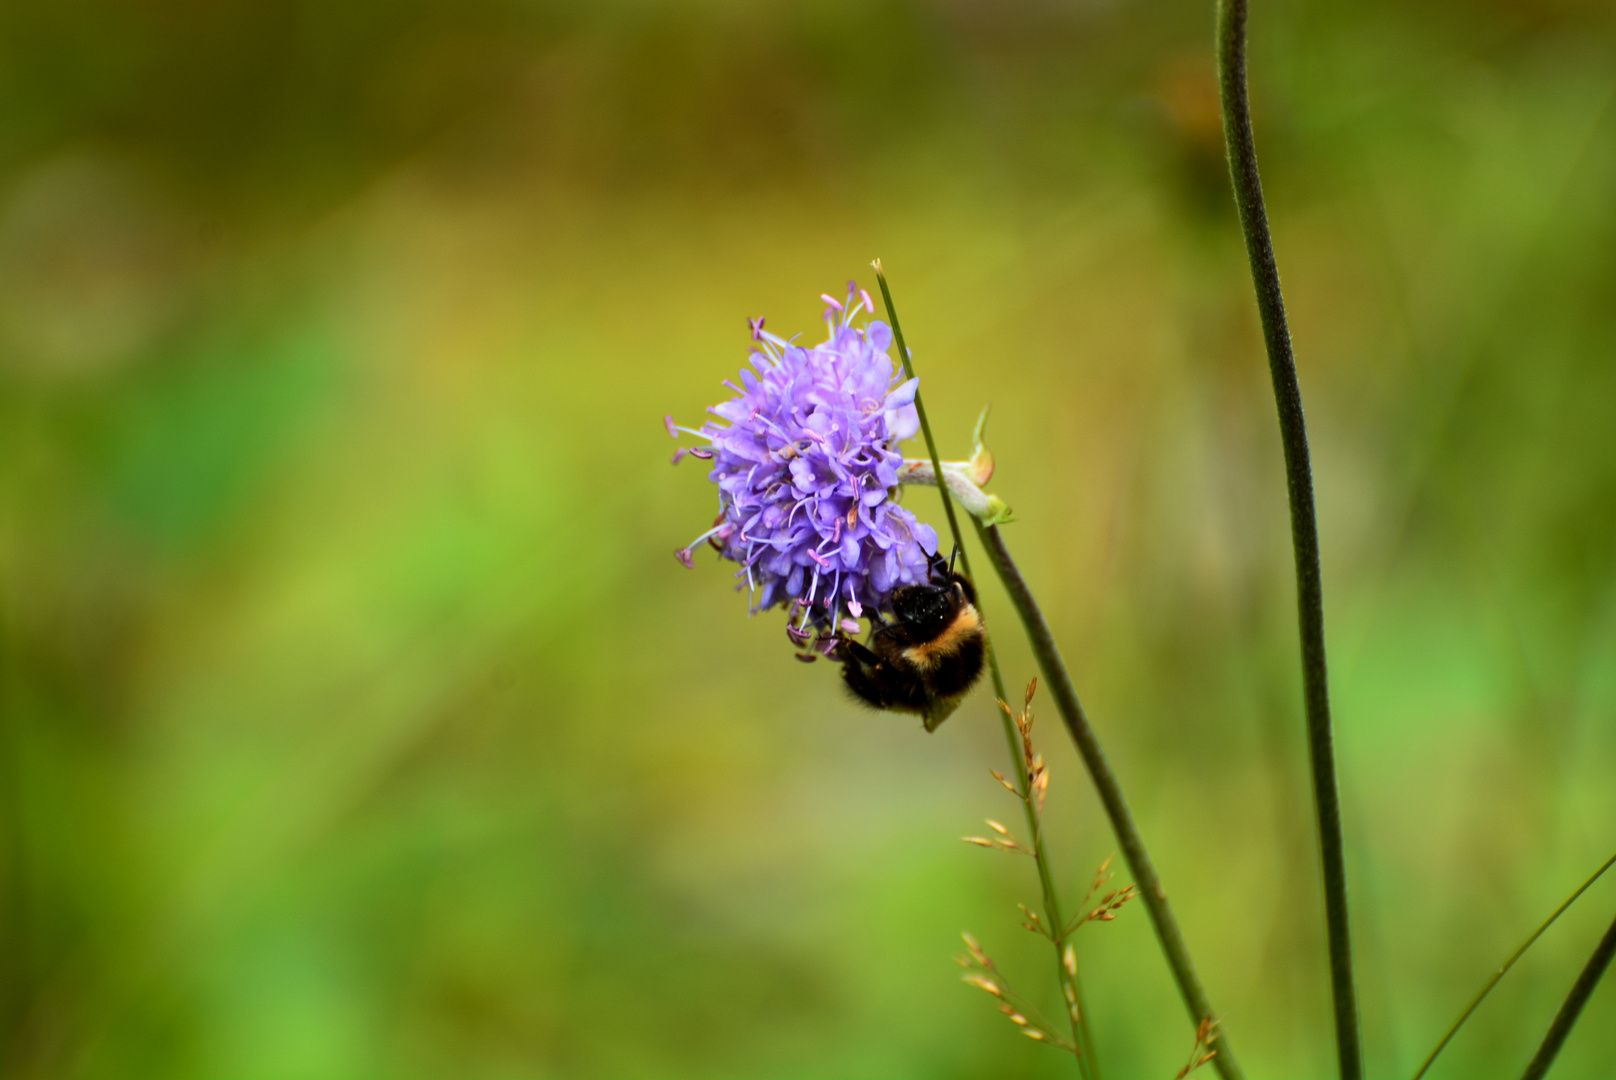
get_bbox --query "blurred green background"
[2,0,1615,1077]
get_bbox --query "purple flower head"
[668,281,940,650]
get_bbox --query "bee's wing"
[922,696,962,733]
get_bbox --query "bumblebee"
[836,552,986,731]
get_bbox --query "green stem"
[1413,850,1616,1080]
[1215,3,1361,1078]
[975,523,1242,1080]
[1519,907,1616,1080]
[874,264,1098,1080]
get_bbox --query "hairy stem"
[976,522,1242,1080]
[1519,907,1616,1080]
[1215,3,1361,1077]
[1413,851,1616,1080]
[874,264,1098,1078]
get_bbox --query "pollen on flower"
[666,280,940,651]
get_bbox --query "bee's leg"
[838,638,881,668]
[839,639,929,715]
[839,639,890,708]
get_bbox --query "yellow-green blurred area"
[4,0,1616,1076]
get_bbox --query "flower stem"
[1519,906,1616,1080]
[1215,3,1361,1078]
[874,263,1098,1080]
[975,522,1242,1080]
[1412,850,1616,1080]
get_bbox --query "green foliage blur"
[2,1,1615,1076]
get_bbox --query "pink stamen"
[748,316,766,340]
[848,599,863,617]
[674,548,695,569]
[663,414,678,438]
[820,293,845,312]
[671,448,688,465]
[840,619,860,635]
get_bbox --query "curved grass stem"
[1413,850,1616,1080]
[1215,3,1361,1077]
[874,263,1098,1080]
[1520,906,1616,1080]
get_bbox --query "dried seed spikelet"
[989,768,1020,795]
[1063,943,1077,978]
[962,974,1003,998]
[986,819,1011,837]
[961,931,992,968]
[1021,1028,1048,1042]
[1087,883,1140,922]
[1017,715,1037,776]
[962,836,996,848]
[1175,1015,1222,1079]
[1024,677,1038,708]
[1082,856,1116,907]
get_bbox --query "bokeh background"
[3,0,1615,1077]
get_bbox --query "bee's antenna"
[948,543,961,576]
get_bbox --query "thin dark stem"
[1413,851,1616,1080]
[1215,4,1361,1078]
[976,522,1242,1080]
[1519,907,1616,1080]
[874,264,1099,1080]
[873,265,969,592]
